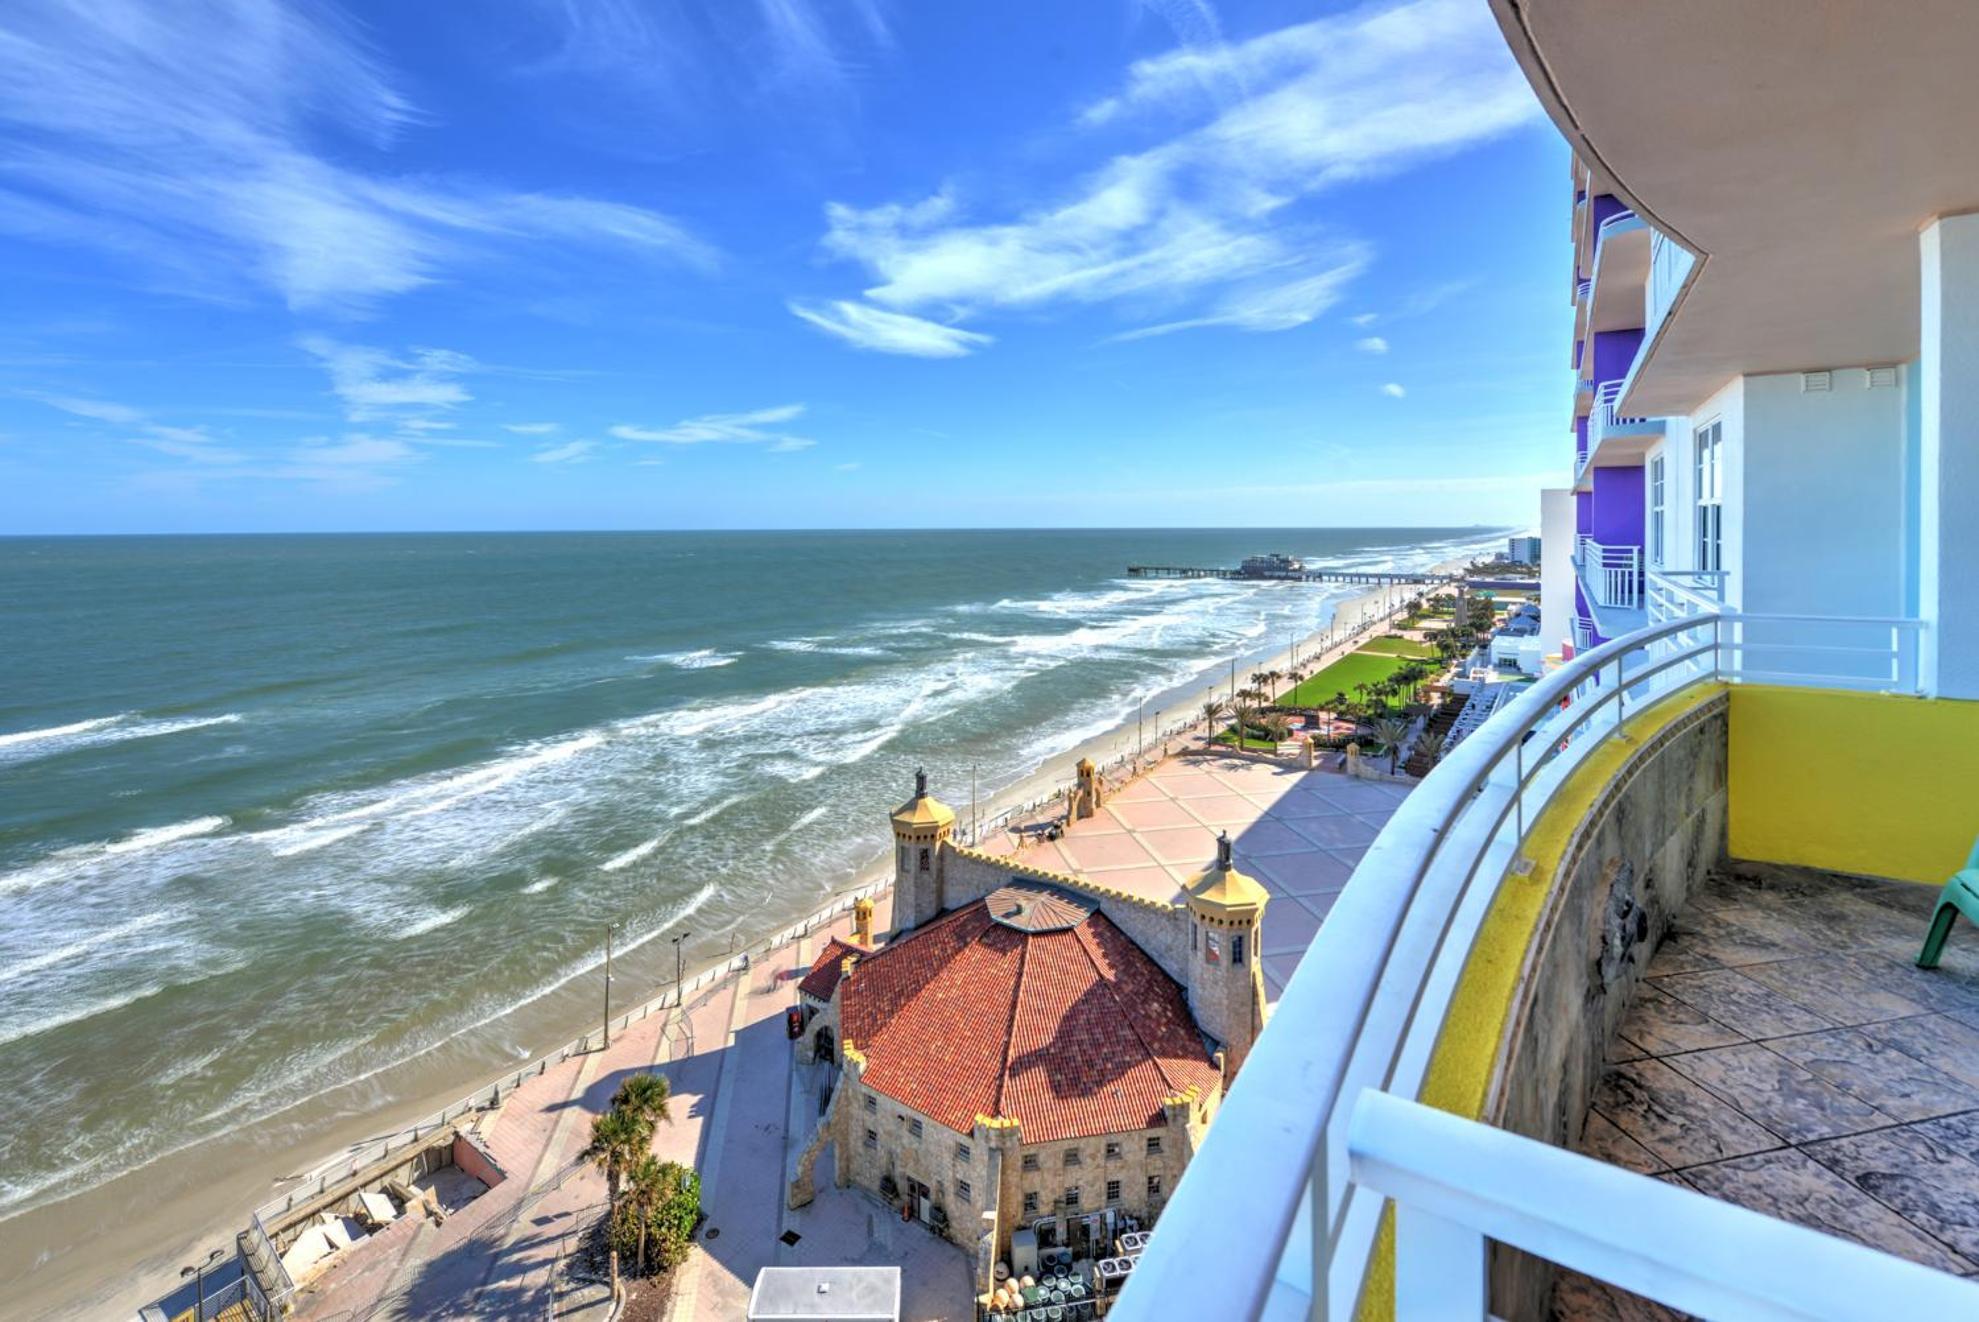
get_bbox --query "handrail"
[1350,1091,1979,1320]
[1115,605,1927,1319]
[1115,612,1725,1320]
[1595,207,1640,241]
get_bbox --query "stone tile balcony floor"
[1557,861,1979,1319]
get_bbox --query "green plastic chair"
[1916,834,1979,968]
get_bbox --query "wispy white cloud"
[299,337,475,423]
[32,392,248,464]
[788,300,992,358]
[1355,335,1389,354]
[0,1,714,312]
[502,422,561,435]
[610,404,814,449]
[1350,312,1379,327]
[834,461,862,472]
[807,0,1536,348]
[531,440,598,464]
[1381,382,1406,398]
[34,394,145,425]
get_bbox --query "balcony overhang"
[1493,0,1979,417]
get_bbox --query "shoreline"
[8,554,1471,1322]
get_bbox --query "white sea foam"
[0,911,174,988]
[267,822,372,858]
[630,648,739,669]
[764,804,830,849]
[394,905,470,940]
[600,830,672,872]
[104,815,228,855]
[0,712,241,764]
[0,981,169,1049]
[0,714,129,750]
[681,793,749,828]
[522,875,560,895]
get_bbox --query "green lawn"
[1276,650,1410,707]
[1355,635,1439,660]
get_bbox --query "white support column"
[1393,1201,1487,1321]
[1919,213,1979,699]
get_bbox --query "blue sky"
[0,0,1567,534]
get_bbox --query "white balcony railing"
[1646,566,1726,622]
[1575,533,1641,610]
[1351,1092,1979,1321]
[1114,609,1936,1321]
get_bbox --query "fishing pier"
[1126,564,1456,587]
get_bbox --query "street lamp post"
[602,921,621,1051]
[672,931,692,1010]
[181,1248,223,1322]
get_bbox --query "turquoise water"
[0,527,1502,1221]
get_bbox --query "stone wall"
[1483,694,1729,1320]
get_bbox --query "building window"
[1147,1175,1163,1199]
[1648,454,1667,566]
[1232,933,1246,966]
[864,1095,877,1114]
[1064,1186,1081,1210]
[1021,1153,1039,1172]
[863,1128,878,1150]
[1106,1180,1122,1204]
[1146,1136,1162,1156]
[907,1118,923,1139]
[1695,420,1723,572]
[955,1142,971,1163]
[1190,923,1197,952]
[1104,1141,1122,1160]
[1063,1149,1081,1167]
[918,847,931,872]
[957,1179,973,1203]
[1023,1192,1038,1216]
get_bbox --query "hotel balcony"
[1114,610,1979,1320]
[1573,382,1661,492]
[1587,209,1649,335]
[1572,534,1645,642]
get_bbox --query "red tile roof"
[838,890,1219,1143]
[800,937,869,1004]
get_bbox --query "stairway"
[1404,693,1468,777]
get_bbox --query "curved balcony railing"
[1114,608,1931,1320]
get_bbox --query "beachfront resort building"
[788,772,1266,1288]
[1113,4,1979,1320]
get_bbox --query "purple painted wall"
[1590,193,1628,230]
[1573,337,1584,374]
[1590,328,1643,389]
[1576,489,1592,536]
[1591,464,1645,549]
[1575,415,1589,463]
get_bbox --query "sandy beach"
[8,561,1462,1322]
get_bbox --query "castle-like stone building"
[789,770,1268,1285]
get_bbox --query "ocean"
[0,526,1504,1286]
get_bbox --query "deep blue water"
[0,527,1504,1218]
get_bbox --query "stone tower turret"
[1183,831,1269,1077]
[890,768,955,935]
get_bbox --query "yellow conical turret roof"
[1186,832,1268,918]
[891,767,955,832]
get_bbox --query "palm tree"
[1200,698,1226,739]
[1411,730,1447,773]
[611,1071,673,1134]
[622,1155,668,1275]
[1370,716,1410,774]
[583,1108,652,1214]
[583,1108,651,1301]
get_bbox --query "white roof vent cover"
[1801,370,1832,393]
[1867,366,1898,389]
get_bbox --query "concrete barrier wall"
[1483,692,1729,1319]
